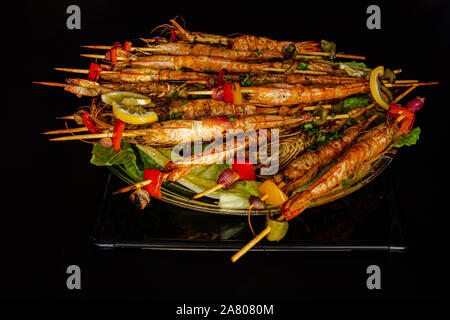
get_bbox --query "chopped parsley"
[240,73,254,87]
[297,62,309,70]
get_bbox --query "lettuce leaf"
[90,142,143,181]
[91,142,262,208]
[393,127,421,148]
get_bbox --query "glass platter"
[108,153,394,216]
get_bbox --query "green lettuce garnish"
[393,127,421,148]
[90,142,143,181]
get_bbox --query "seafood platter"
[37,18,438,261]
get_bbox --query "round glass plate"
[108,154,394,216]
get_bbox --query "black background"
[6,0,450,303]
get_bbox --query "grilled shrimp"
[170,20,320,55]
[156,99,278,120]
[231,35,321,54]
[100,69,212,83]
[64,78,192,98]
[160,114,311,181]
[281,121,398,220]
[275,115,377,194]
[245,82,370,105]
[128,114,310,146]
[147,42,284,60]
[249,73,365,86]
[164,136,252,181]
[115,55,273,73]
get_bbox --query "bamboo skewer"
[112,173,170,195]
[81,45,158,52]
[53,67,118,75]
[56,115,75,120]
[80,54,128,61]
[43,127,88,135]
[112,179,153,195]
[296,51,366,60]
[391,85,418,104]
[231,226,272,263]
[48,130,146,141]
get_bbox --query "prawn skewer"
[281,119,403,220]
[232,115,408,262]
[83,42,285,61]
[49,114,312,146]
[274,114,378,194]
[188,82,370,106]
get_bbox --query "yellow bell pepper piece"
[257,180,288,207]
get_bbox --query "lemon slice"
[369,66,390,110]
[112,101,158,125]
[101,91,152,106]
[101,92,157,125]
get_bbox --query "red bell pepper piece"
[109,47,118,63]
[170,29,177,42]
[82,111,101,133]
[223,83,233,103]
[124,41,132,52]
[387,104,415,135]
[217,69,227,85]
[112,120,126,152]
[87,63,102,82]
[232,160,256,181]
[143,169,165,199]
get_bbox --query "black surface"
[6,0,450,302]
[93,165,408,251]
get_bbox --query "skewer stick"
[394,80,418,84]
[384,81,439,88]
[297,51,366,60]
[391,85,417,104]
[112,173,170,195]
[192,183,225,199]
[53,67,117,75]
[112,179,153,195]
[231,226,271,263]
[49,130,146,141]
[33,81,67,88]
[80,54,128,61]
[56,115,75,120]
[81,45,158,52]
[42,127,88,135]
[260,67,327,75]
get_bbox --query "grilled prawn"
[281,120,402,220]
[127,114,311,146]
[245,82,370,105]
[274,115,377,194]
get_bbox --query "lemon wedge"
[369,66,390,110]
[101,91,152,106]
[101,91,158,125]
